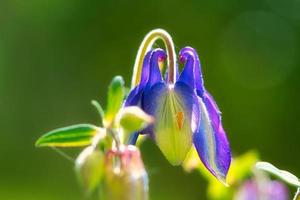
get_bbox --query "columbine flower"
[125,29,231,182]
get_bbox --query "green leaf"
[118,106,154,134]
[91,100,105,120]
[35,124,99,147]
[256,161,300,188]
[75,146,105,194]
[104,76,125,127]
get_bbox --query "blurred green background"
[1,0,300,199]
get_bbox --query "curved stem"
[293,187,300,200]
[107,128,121,152]
[131,29,176,88]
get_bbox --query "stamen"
[176,111,184,130]
[131,29,176,88]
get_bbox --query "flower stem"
[293,187,300,200]
[131,29,176,88]
[107,128,121,152]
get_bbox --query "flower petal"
[179,47,204,95]
[179,47,231,181]
[143,81,200,165]
[142,82,166,137]
[147,49,166,86]
[125,49,166,107]
[202,91,222,130]
[178,50,195,88]
[124,86,144,107]
[193,96,231,182]
[139,50,153,87]
[124,50,154,107]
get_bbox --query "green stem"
[131,29,176,88]
[107,128,121,152]
[293,188,300,200]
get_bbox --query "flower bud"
[118,106,154,133]
[75,146,105,194]
[104,76,125,127]
[103,145,148,200]
[117,106,154,143]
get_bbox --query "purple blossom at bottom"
[234,179,289,200]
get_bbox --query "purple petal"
[178,49,195,88]
[124,49,159,107]
[235,180,289,200]
[124,49,166,141]
[139,50,153,87]
[147,49,166,86]
[235,180,259,200]
[142,82,167,137]
[202,91,222,132]
[124,86,144,107]
[266,181,289,200]
[143,83,166,114]
[174,82,201,134]
[193,95,231,182]
[179,47,204,95]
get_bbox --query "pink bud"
[103,145,148,200]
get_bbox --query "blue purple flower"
[125,43,231,181]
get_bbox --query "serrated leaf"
[256,161,300,188]
[104,76,125,127]
[36,124,99,147]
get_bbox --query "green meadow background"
[1,0,300,199]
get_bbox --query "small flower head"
[234,179,289,200]
[104,145,148,200]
